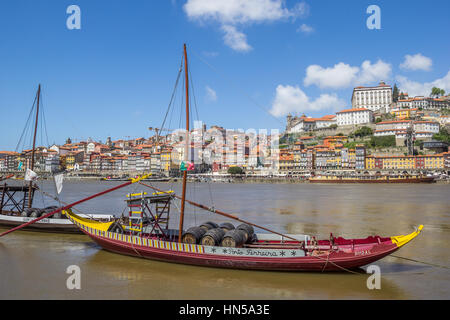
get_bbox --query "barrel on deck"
[221,229,247,248]
[182,226,207,244]
[201,228,225,246]
[29,209,43,218]
[21,208,34,217]
[199,221,219,231]
[219,222,235,232]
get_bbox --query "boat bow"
[390,225,424,248]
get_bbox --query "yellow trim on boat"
[127,192,147,197]
[391,225,423,248]
[131,173,151,183]
[62,209,115,232]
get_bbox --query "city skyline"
[1,0,449,150]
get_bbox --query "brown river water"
[0,180,449,299]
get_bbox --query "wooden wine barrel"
[182,226,206,244]
[29,209,43,218]
[199,221,219,231]
[21,208,33,217]
[201,228,225,246]
[219,222,235,232]
[107,220,125,235]
[221,229,247,248]
[236,223,254,243]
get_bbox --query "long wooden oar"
[0,174,150,237]
[0,174,14,182]
[138,182,301,242]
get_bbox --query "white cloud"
[221,25,252,52]
[270,84,344,117]
[183,0,308,52]
[304,60,391,89]
[297,23,314,34]
[304,63,359,89]
[396,70,450,96]
[400,53,432,71]
[358,60,392,84]
[205,86,217,102]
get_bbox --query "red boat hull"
[84,231,400,272]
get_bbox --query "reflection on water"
[1,181,449,299]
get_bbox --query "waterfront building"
[351,81,392,112]
[45,152,60,172]
[65,151,84,171]
[150,152,161,175]
[365,154,445,170]
[292,141,304,172]
[416,154,445,170]
[279,152,294,175]
[444,152,450,172]
[365,155,375,170]
[336,108,374,126]
[355,145,366,169]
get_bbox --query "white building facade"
[351,81,392,112]
[336,108,373,126]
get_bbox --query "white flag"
[24,168,38,181]
[54,173,64,194]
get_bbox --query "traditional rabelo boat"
[1,45,423,272]
[309,174,435,184]
[0,85,113,233]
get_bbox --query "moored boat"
[309,174,435,183]
[63,203,423,271]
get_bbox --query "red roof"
[337,108,370,114]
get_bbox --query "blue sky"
[0,0,449,150]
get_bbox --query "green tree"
[375,117,382,123]
[369,135,396,148]
[353,126,373,138]
[432,128,450,144]
[393,84,399,102]
[431,87,445,98]
[227,166,244,175]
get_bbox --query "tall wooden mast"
[28,84,40,208]
[178,44,190,242]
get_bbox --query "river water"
[0,180,449,299]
